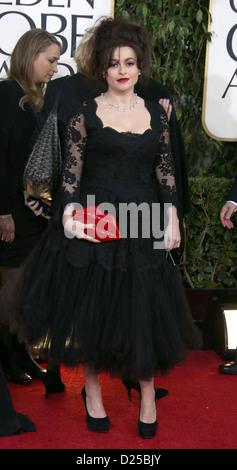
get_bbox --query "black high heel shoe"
[43,369,65,398]
[138,395,157,439]
[122,379,168,401]
[81,386,111,433]
[16,350,46,379]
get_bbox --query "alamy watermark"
[63,195,172,250]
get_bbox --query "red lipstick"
[117,78,129,83]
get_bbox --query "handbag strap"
[51,75,70,113]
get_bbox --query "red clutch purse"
[72,206,121,241]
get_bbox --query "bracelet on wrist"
[0,214,12,219]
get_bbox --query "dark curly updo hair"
[78,17,151,85]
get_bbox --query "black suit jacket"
[229,177,237,203]
[136,79,191,219]
[0,79,46,266]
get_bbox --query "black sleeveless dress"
[19,98,202,381]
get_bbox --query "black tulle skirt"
[18,217,202,381]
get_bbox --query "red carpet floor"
[0,351,236,451]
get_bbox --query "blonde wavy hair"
[9,28,61,112]
[74,26,96,76]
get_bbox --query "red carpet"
[0,351,236,451]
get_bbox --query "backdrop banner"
[202,0,237,141]
[0,0,114,78]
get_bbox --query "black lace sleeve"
[61,111,87,210]
[155,112,178,207]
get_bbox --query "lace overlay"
[61,111,87,208]
[60,99,177,211]
[155,113,176,203]
[46,98,179,272]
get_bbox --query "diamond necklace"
[100,92,139,112]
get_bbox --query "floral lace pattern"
[61,111,87,208]
[154,112,176,203]
[60,99,177,210]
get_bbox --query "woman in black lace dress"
[19,18,202,438]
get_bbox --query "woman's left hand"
[164,206,181,251]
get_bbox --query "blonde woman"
[0,29,61,386]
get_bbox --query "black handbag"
[23,77,69,200]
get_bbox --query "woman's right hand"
[62,206,100,243]
[0,215,15,243]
